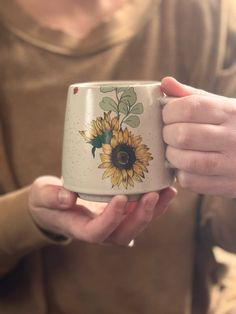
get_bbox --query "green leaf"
[101,130,112,144]
[120,87,137,107]
[123,115,140,128]
[90,130,112,149]
[117,87,128,93]
[90,137,103,149]
[99,97,118,112]
[100,86,116,93]
[130,102,144,114]
[119,101,129,115]
[92,146,96,158]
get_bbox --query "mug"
[62,81,174,202]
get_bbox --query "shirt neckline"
[0,0,159,56]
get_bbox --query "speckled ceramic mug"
[62,81,174,202]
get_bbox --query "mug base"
[78,193,142,202]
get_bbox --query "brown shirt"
[0,0,236,313]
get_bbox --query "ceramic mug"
[62,81,174,202]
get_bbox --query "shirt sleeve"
[213,0,236,97]
[0,187,71,277]
[0,121,70,278]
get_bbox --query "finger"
[163,123,228,152]
[162,95,227,125]
[161,76,212,97]
[33,195,128,241]
[80,195,129,243]
[107,192,159,246]
[177,171,236,198]
[152,186,177,218]
[31,183,77,210]
[166,146,233,176]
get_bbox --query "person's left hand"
[161,76,236,198]
[29,176,176,246]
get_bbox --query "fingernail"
[58,188,71,206]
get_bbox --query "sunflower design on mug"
[79,112,119,157]
[79,86,153,189]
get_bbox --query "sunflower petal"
[102,144,112,154]
[103,167,115,179]
[122,178,128,189]
[98,162,112,169]
[136,161,148,173]
[123,128,129,144]
[133,163,144,178]
[127,176,134,187]
[133,173,143,182]
[79,131,88,141]
[127,168,134,178]
[111,117,119,131]
[118,130,123,143]
[112,169,122,187]
[100,153,111,163]
[111,135,118,147]
[122,169,128,181]
[131,135,142,147]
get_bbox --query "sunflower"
[98,128,153,189]
[79,112,119,157]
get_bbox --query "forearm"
[0,187,62,277]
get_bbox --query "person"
[0,0,236,313]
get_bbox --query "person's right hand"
[28,176,176,246]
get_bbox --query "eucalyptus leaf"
[130,102,144,114]
[119,101,129,115]
[99,97,118,112]
[123,115,140,128]
[120,87,137,107]
[100,86,116,93]
[117,87,128,93]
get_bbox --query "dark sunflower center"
[111,144,136,170]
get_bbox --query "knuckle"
[182,153,221,175]
[183,157,199,172]
[29,177,48,205]
[183,95,201,121]
[225,100,236,117]
[201,154,221,174]
[137,207,154,225]
[175,125,191,148]
[84,232,102,244]
[178,172,192,189]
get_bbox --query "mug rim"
[70,80,160,88]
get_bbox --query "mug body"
[62,81,174,202]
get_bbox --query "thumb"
[161,76,209,97]
[30,180,77,210]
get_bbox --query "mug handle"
[158,96,176,169]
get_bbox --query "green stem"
[120,111,130,129]
[115,88,121,124]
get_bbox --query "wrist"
[28,209,72,243]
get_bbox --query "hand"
[28,176,176,246]
[161,76,236,198]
